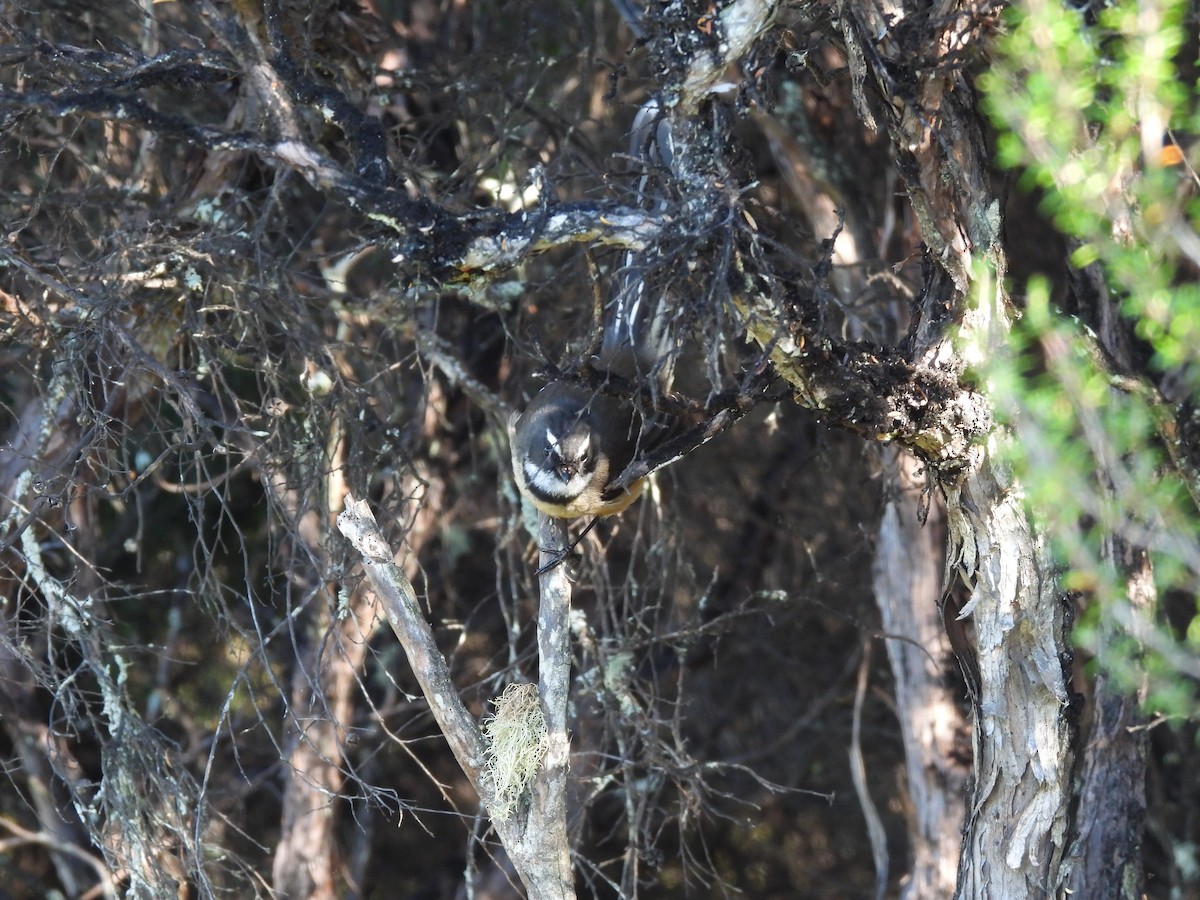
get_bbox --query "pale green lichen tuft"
[482,682,548,821]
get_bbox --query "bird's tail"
[601,98,676,392]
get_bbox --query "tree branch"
[337,497,489,790]
[338,497,576,898]
[528,515,575,898]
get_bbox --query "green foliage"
[983,0,1200,379]
[980,0,1200,714]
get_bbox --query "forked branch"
[337,496,575,898]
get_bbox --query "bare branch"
[338,497,577,898]
[337,497,490,788]
[527,514,575,898]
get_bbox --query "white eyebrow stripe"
[546,428,560,450]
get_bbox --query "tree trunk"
[271,600,370,900]
[269,424,360,900]
[269,416,443,898]
[874,449,969,899]
[839,3,1078,894]
[1066,672,1147,899]
[947,443,1074,898]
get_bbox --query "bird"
[508,368,655,519]
[510,103,675,520]
[508,252,675,519]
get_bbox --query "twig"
[0,815,117,900]
[849,641,888,900]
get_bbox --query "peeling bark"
[946,440,1073,898]
[833,3,1077,896]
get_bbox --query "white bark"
[947,439,1073,898]
[874,449,969,899]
